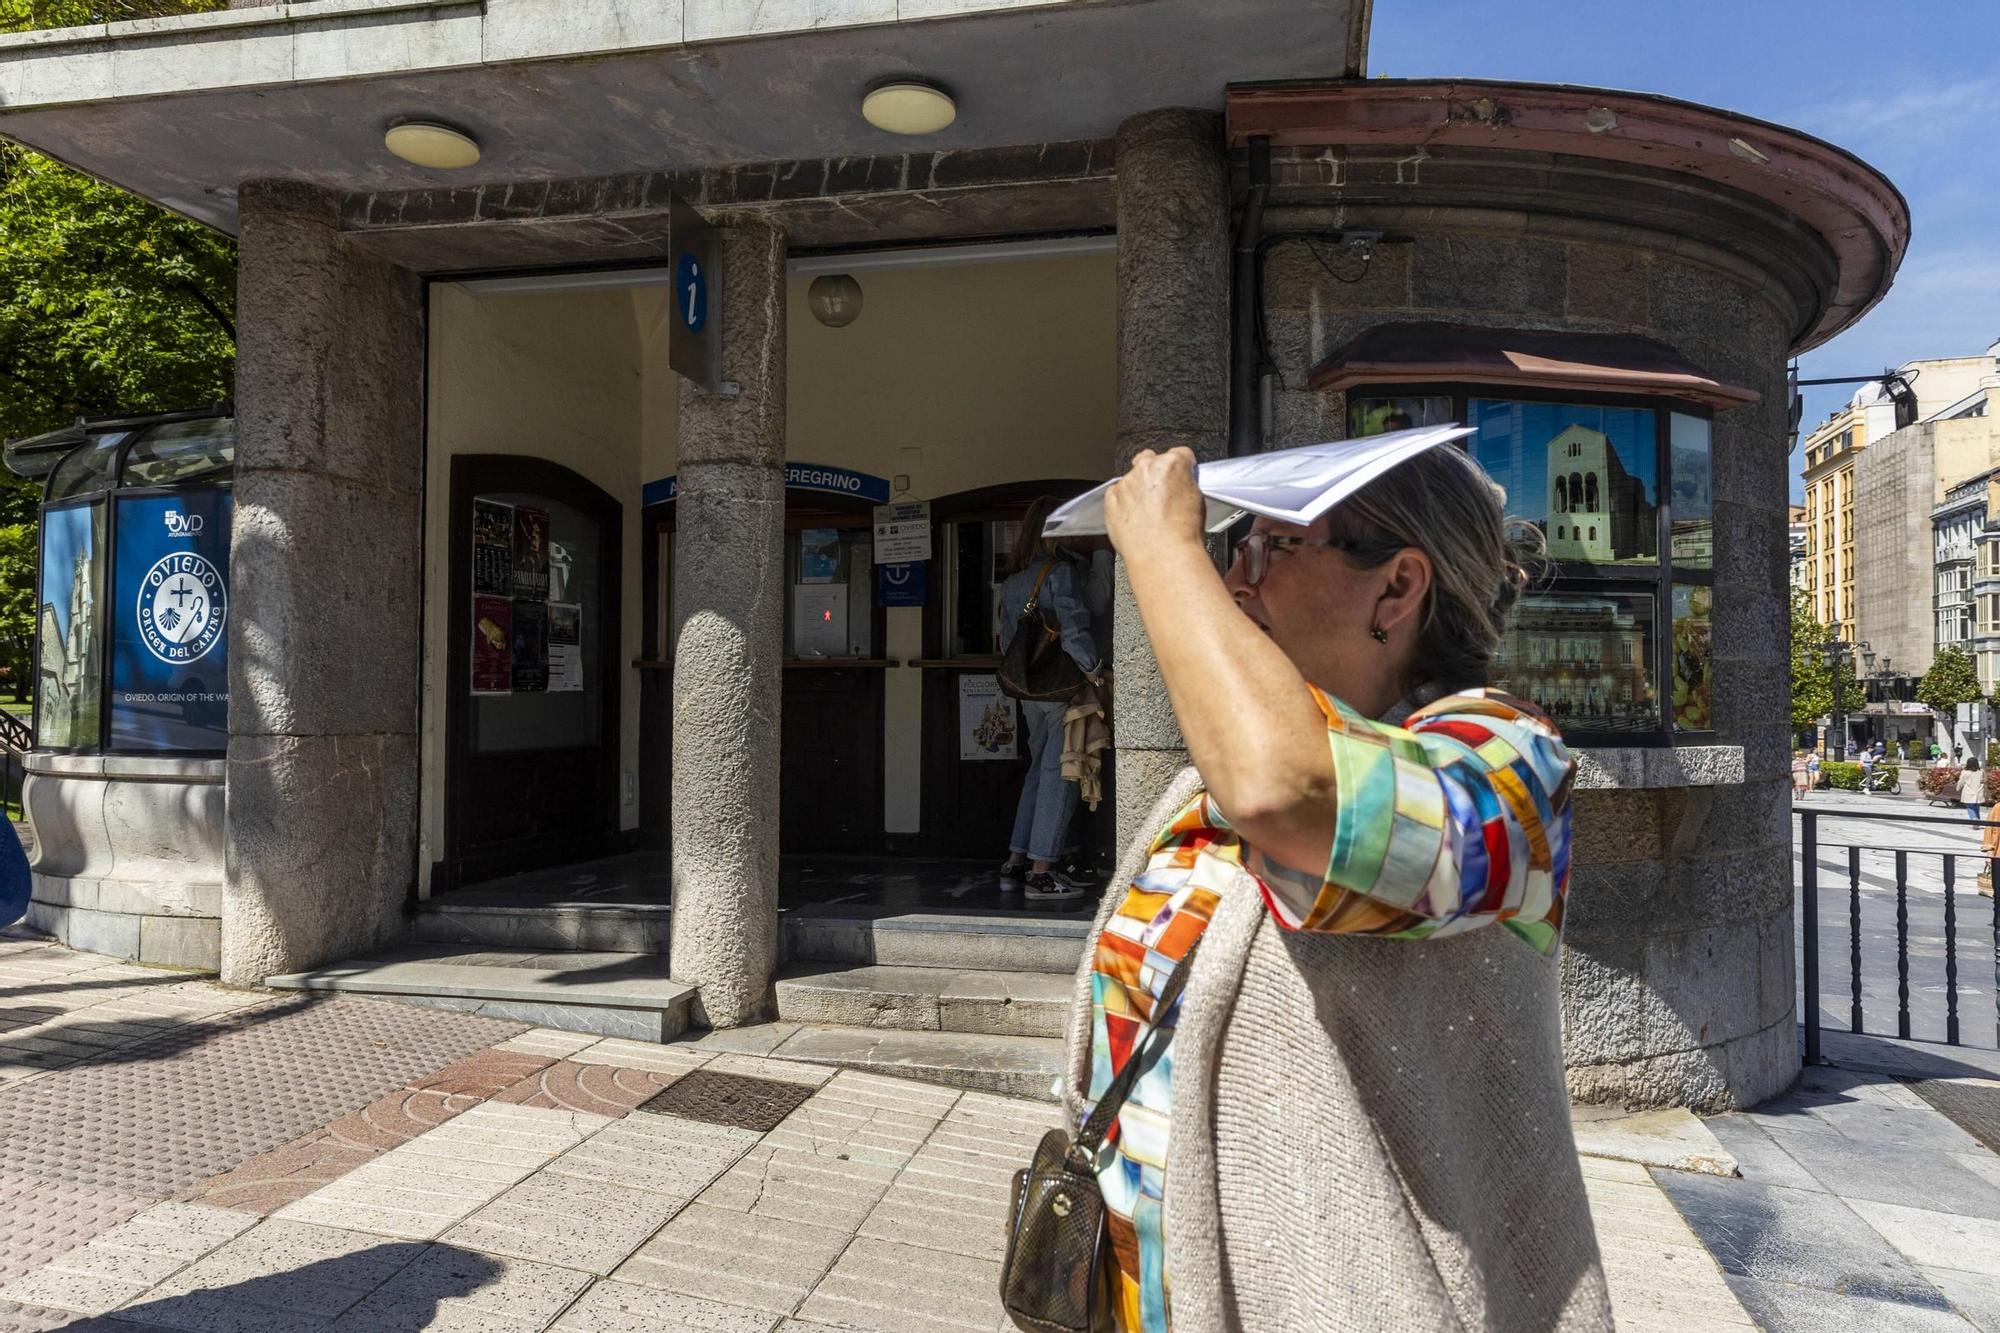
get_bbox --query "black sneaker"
[999,860,1026,892]
[1023,872,1086,903]
[1049,860,1100,892]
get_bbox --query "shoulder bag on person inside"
[999,939,1200,1333]
[998,561,1088,703]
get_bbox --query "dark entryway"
[443,455,623,889]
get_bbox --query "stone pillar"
[224,181,425,985]
[669,218,787,1028]
[1111,109,1230,849]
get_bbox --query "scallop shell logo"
[137,552,226,664]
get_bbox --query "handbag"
[1000,939,1201,1333]
[998,561,1089,703]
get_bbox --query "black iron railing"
[1798,806,2000,1064]
[0,710,26,818]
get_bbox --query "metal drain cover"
[635,1069,814,1132]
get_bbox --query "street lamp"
[1823,626,1858,757]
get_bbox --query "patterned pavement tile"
[796,1236,1007,1333]
[549,1280,776,1333]
[488,1059,684,1117]
[275,1104,609,1241]
[0,1204,257,1317]
[567,1038,711,1078]
[615,1202,850,1314]
[0,995,525,1199]
[323,1245,591,1332]
[0,1171,153,1289]
[0,1297,78,1333]
[114,1220,427,1332]
[491,1030,602,1061]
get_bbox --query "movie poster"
[547,602,583,693]
[473,499,514,596]
[513,507,551,600]
[511,598,549,692]
[471,595,512,694]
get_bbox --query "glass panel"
[109,489,233,751]
[1669,414,1713,570]
[122,419,235,488]
[1492,591,1659,734]
[46,432,131,501]
[1671,583,1713,733]
[946,520,1014,657]
[35,502,104,748]
[786,528,874,658]
[1469,400,1659,565]
[1347,395,1454,438]
[471,492,602,753]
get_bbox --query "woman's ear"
[1374,547,1433,636]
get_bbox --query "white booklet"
[1041,425,1477,538]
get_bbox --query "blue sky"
[1369,0,2000,503]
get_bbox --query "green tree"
[1917,644,1985,712]
[0,0,233,705]
[1790,589,1859,732]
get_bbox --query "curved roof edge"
[1226,78,1909,354]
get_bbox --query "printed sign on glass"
[472,595,512,694]
[548,602,583,693]
[873,500,931,565]
[512,599,549,692]
[959,674,1018,761]
[512,506,551,599]
[473,498,514,595]
[109,489,232,751]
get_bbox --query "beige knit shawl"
[1062,768,1613,1332]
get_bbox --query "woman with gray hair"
[1054,441,1611,1331]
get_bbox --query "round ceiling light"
[861,82,957,136]
[384,121,482,170]
[808,274,864,328]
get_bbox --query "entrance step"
[783,905,1094,974]
[413,900,672,954]
[266,947,696,1043]
[775,963,1073,1039]
[729,1022,1065,1101]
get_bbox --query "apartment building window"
[1350,388,1714,743]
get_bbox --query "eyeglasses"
[1231,531,1403,589]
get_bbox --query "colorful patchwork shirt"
[1084,686,1577,1333]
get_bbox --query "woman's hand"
[1104,448,1205,557]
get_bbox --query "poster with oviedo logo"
[110,489,233,751]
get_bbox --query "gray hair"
[1322,444,1536,694]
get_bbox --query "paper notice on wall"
[472,594,512,694]
[473,499,515,595]
[873,501,931,564]
[547,601,583,693]
[959,673,1018,761]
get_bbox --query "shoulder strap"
[1073,938,1201,1157]
[1022,560,1057,613]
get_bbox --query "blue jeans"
[1010,699,1079,863]
[1969,803,1984,821]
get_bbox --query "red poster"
[471,595,512,694]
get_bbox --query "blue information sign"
[674,252,708,334]
[877,561,926,608]
[109,489,232,751]
[643,462,892,509]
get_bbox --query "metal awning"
[1307,322,1761,411]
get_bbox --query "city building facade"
[0,1,1907,1112]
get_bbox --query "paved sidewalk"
[6,933,1999,1330]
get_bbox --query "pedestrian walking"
[1809,749,1823,791]
[1861,749,1876,793]
[1960,756,1985,820]
[1007,442,1610,1332]
[1792,750,1812,800]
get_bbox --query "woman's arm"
[1042,560,1101,673]
[1104,451,1343,872]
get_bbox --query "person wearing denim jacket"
[997,496,1102,901]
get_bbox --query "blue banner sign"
[109,489,232,751]
[644,462,891,508]
[877,561,927,608]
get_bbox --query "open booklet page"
[1040,425,1477,538]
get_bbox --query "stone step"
[413,901,671,954]
[775,963,1074,1038]
[744,1022,1066,1101]
[783,905,1094,974]
[265,947,696,1043]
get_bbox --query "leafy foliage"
[1790,588,1860,731]
[1917,645,1985,712]
[0,0,233,699]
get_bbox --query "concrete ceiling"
[0,0,1365,233]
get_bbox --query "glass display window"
[1348,385,1717,744]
